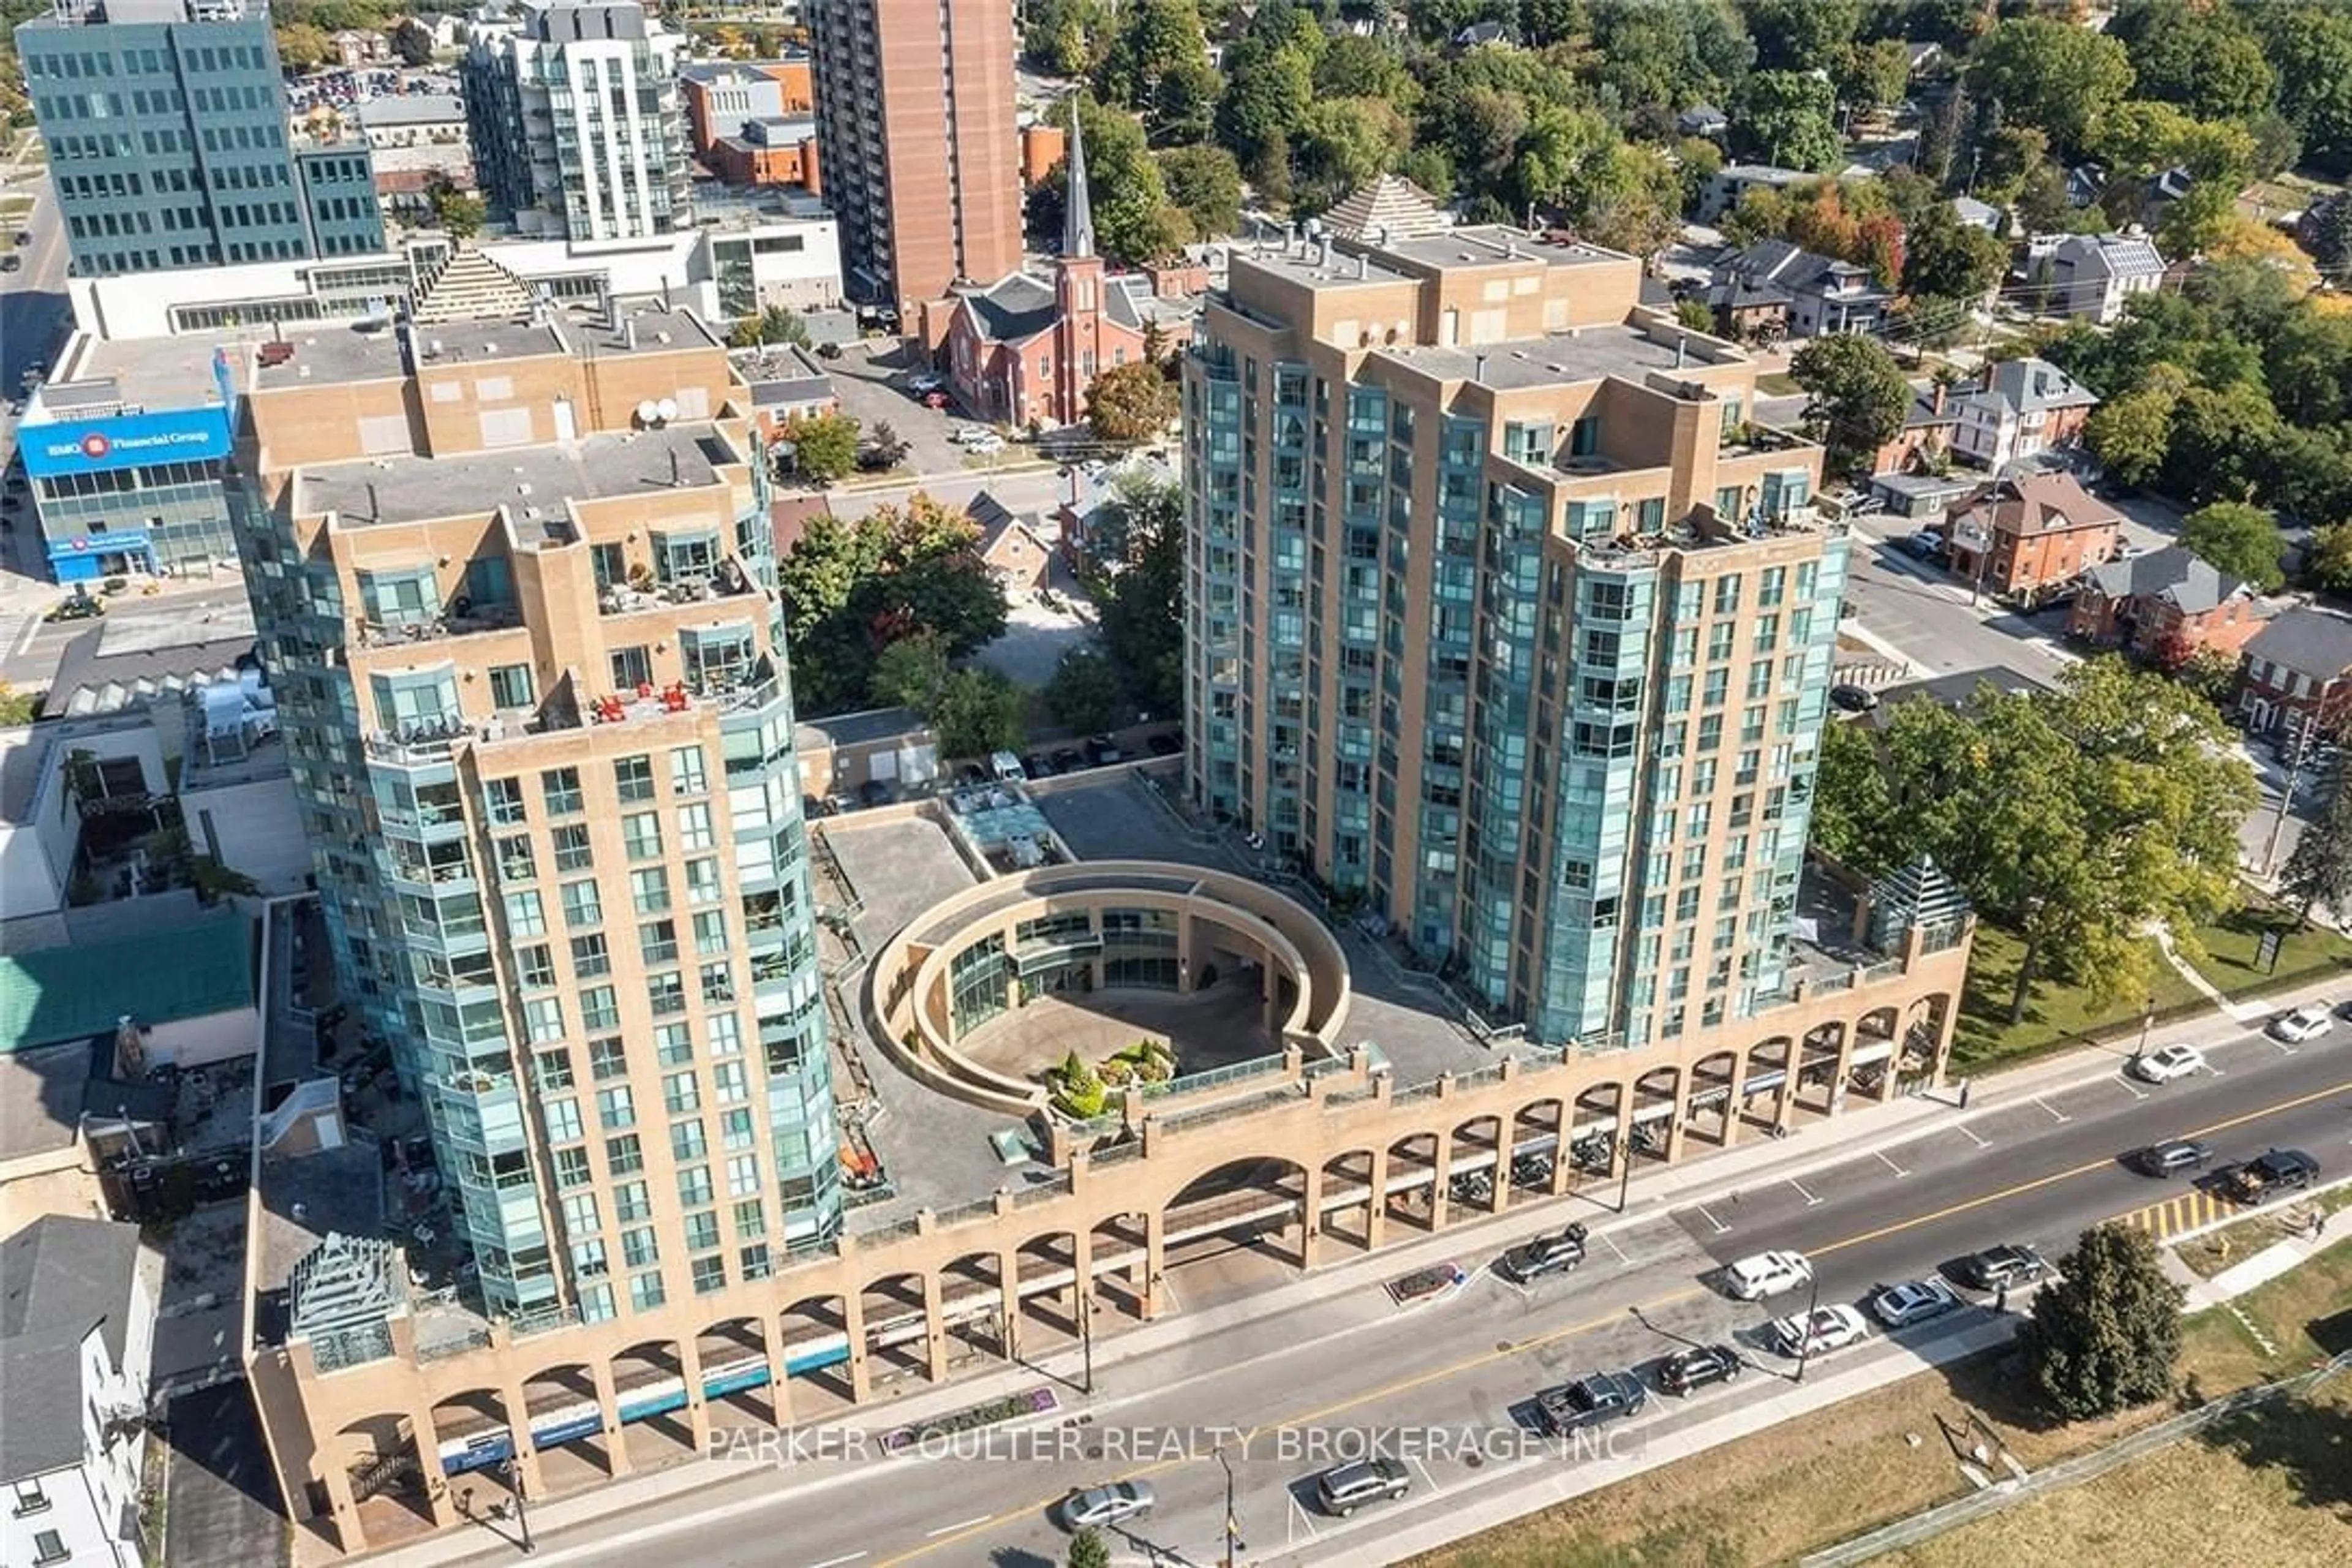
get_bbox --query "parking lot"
[821,339,1005,477]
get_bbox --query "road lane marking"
[1600,1229,1632,1264]
[2032,1096,2073,1123]
[1956,1125,1991,1150]
[2116,1076,2148,1101]
[1788,1178,1823,1207]
[924,1515,992,1537]
[1287,1491,1319,1542]
[808,1555,869,1568]
[1875,1151,1910,1179]
[1694,1205,1731,1235]
[872,1071,2352,1567]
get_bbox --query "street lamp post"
[1216,1443,1245,1568]
[1795,1270,1824,1385]
[1616,1133,1635,1214]
[497,1457,535,1555]
[2132,993,2157,1069]
[1078,1291,1094,1396]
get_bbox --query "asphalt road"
[2,165,72,587]
[471,1013,2352,1568]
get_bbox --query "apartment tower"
[462,1,693,241]
[16,0,385,276]
[236,301,840,1322]
[1185,221,1844,1052]
[803,0,1022,312]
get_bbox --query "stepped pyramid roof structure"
[410,241,535,326]
[1320,175,1450,244]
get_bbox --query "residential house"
[708,116,822,194]
[732,344,838,439]
[1702,274,1792,344]
[330,28,388,68]
[1904,41,1943,80]
[793,707,939,801]
[2237,606,2352,738]
[1951,196,2002,233]
[1711,239,1891,337]
[0,1215,162,1568]
[1870,381,1961,477]
[967,492,1055,593]
[1697,164,1812,224]
[1677,104,1728,140]
[2066,546,2272,662]
[926,113,1193,429]
[1943,472,2123,606]
[1952,356,2099,471]
[1454,20,1510,48]
[2064,165,2108,211]
[2030,232,2165,325]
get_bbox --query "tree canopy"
[1819,659,2256,1024]
[2018,1223,2184,1421]
[2179,501,2286,592]
[1790,333,1910,478]
[1086,361,1180,445]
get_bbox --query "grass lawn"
[2178,1189,2352,1283]
[1949,921,2206,1072]
[1417,1245,2352,1568]
[1755,371,1803,396]
[2178,897,2352,1001]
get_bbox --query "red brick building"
[2065,545,2272,661]
[2237,606,2352,739]
[1943,472,2122,606]
[1870,382,1961,477]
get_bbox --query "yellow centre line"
[875,1075,2352,1566]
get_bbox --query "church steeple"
[1063,97,1096,260]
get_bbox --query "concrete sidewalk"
[368,970,2350,1567]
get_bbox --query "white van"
[989,750,1026,783]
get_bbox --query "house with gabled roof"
[2065,545,2273,662]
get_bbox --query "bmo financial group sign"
[20,405,234,479]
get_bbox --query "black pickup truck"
[1536,1370,1648,1434]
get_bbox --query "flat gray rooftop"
[1234,246,1415,290]
[43,329,249,415]
[821,814,978,954]
[411,317,565,368]
[299,422,741,529]
[1377,225,1629,271]
[252,322,404,390]
[1373,324,1738,391]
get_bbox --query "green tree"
[1045,647,1125,734]
[1312,32,1415,108]
[1585,0,1755,116]
[2017,1224,2184,1421]
[1790,333,1910,477]
[1081,474,1185,717]
[1215,28,1314,175]
[276,23,334,72]
[872,630,953,714]
[1871,659,2256,1023]
[1902,199,2007,301]
[1294,97,1403,209]
[2162,382,2283,506]
[2264,308,2352,431]
[2170,644,2241,708]
[2082,365,2187,490]
[2309,522,2352,595]
[777,497,1008,713]
[2108,0,2275,123]
[1748,0,1863,75]
[729,304,810,350]
[1838,37,1913,116]
[1966,17,2137,158]
[933,668,1025,759]
[390,18,435,67]
[1066,1525,1113,1568]
[1157,145,1243,238]
[1673,297,1716,335]
[2180,502,2286,592]
[1812,715,1896,871]
[2308,195,2352,282]
[1732,70,1843,173]
[2280,767,2352,924]
[1085,360,1180,444]
[1057,96,1190,264]
[778,411,861,485]
[0,680,37,726]
[2253,2,2352,175]
[1095,0,1221,143]
[426,179,486,240]
[1023,0,1101,76]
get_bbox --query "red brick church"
[919,108,1192,430]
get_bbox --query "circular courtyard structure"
[867,861,1353,1115]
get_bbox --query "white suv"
[2269,1005,2335,1045]
[1721,1250,1813,1301]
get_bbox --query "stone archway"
[1510,1098,1567,1198]
[859,1271,932,1384]
[1569,1082,1626,1182]
[1447,1112,1506,1216]
[334,1411,439,1545]
[1090,1211,1152,1321]
[1902,993,1954,1084]
[1743,1035,1795,1137]
[1630,1065,1680,1163]
[1319,1148,1379,1251]
[1385,1129,1441,1234]
[519,1362,616,1487]
[428,1388,519,1521]
[1797,1021,1847,1117]
[1163,1155,1311,1270]
[777,1292,856,1411]
[940,1250,1010,1366]
[696,1317,774,1428]
[1014,1229,1082,1349]
[609,1338,693,1471]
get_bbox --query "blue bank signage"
[19,405,233,478]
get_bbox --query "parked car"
[1534,1370,1647,1433]
[1021,752,1056,780]
[0,254,20,273]
[1060,1480,1154,1531]
[907,371,945,394]
[1496,1224,1588,1283]
[1051,747,1085,773]
[815,341,843,360]
[2131,1137,2212,1178]
[1772,1303,1869,1358]
[1953,1244,2048,1292]
[2268,1004,2335,1044]
[1828,684,1880,714]
[1720,1250,1813,1301]
[44,592,103,622]
[1899,530,1946,560]
[856,778,895,809]
[2130,1042,2208,1084]
[1869,1279,1958,1329]
[1655,1343,1743,1397]
[2220,1148,2320,1202]
[1313,1457,1409,1516]
[1084,734,1124,766]
[1147,731,1182,756]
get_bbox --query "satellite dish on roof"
[655,398,678,423]
[635,399,660,426]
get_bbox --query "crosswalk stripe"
[2114,1188,2251,1242]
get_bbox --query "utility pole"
[498,1458,535,1555]
[1616,1133,1635,1214]
[1078,1291,1094,1396]
[2131,993,2156,1070]
[2261,717,2321,878]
